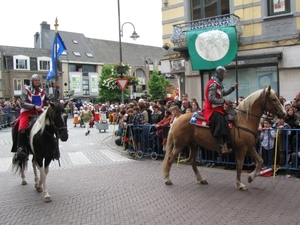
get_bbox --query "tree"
[148,70,170,100]
[98,64,139,103]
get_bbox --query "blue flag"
[46,32,67,81]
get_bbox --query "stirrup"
[16,148,28,162]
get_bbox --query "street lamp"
[118,0,140,103]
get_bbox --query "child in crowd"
[260,118,276,166]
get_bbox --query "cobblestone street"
[1,118,300,225]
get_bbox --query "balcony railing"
[170,14,242,50]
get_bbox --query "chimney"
[40,21,50,30]
[34,32,40,48]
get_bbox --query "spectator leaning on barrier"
[3,101,12,127]
[132,106,144,151]
[260,118,276,166]
[151,104,163,124]
[272,114,291,166]
[11,98,21,119]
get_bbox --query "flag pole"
[54,17,59,100]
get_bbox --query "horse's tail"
[165,127,174,156]
[12,160,28,174]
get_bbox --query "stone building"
[0,21,165,101]
[161,0,300,103]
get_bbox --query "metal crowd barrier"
[118,123,300,172]
[0,111,19,130]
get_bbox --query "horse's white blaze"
[29,108,49,153]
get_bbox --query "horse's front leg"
[32,160,42,192]
[189,146,207,185]
[38,165,51,203]
[235,147,247,191]
[246,147,263,184]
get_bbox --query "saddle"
[11,115,39,153]
[195,105,237,123]
[191,105,236,129]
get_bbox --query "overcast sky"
[0,0,163,48]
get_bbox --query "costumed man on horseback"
[203,66,239,155]
[12,74,53,163]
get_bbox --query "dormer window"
[73,51,81,57]
[37,56,51,71]
[86,52,93,58]
[13,55,30,70]
[72,40,78,44]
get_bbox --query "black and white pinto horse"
[12,101,68,202]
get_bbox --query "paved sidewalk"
[1,118,300,225]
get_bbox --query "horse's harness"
[232,88,281,146]
[45,109,68,140]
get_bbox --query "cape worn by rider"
[202,66,239,155]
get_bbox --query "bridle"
[235,88,281,119]
[46,109,68,140]
[232,88,282,146]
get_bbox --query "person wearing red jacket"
[202,66,238,155]
[155,110,172,148]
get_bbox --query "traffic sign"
[116,78,129,91]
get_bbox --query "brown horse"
[162,86,285,190]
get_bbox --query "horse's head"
[47,101,69,142]
[263,86,286,117]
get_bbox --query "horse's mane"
[236,86,276,120]
[236,89,264,120]
[34,107,50,134]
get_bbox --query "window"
[268,0,290,16]
[135,69,146,85]
[13,55,30,70]
[86,52,93,58]
[13,78,22,96]
[191,0,229,20]
[82,79,90,95]
[37,57,50,71]
[73,51,81,57]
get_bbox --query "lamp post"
[117,0,140,103]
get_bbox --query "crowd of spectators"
[2,90,300,177]
[0,97,21,130]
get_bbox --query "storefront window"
[224,66,278,101]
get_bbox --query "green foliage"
[148,70,170,100]
[98,64,139,103]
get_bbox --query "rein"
[232,88,267,146]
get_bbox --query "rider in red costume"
[203,66,238,155]
[12,74,53,163]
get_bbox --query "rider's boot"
[13,130,28,163]
[217,136,233,156]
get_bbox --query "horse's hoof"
[21,181,27,185]
[36,187,43,193]
[200,180,208,185]
[44,197,52,203]
[239,186,247,191]
[248,176,253,183]
[164,180,173,185]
